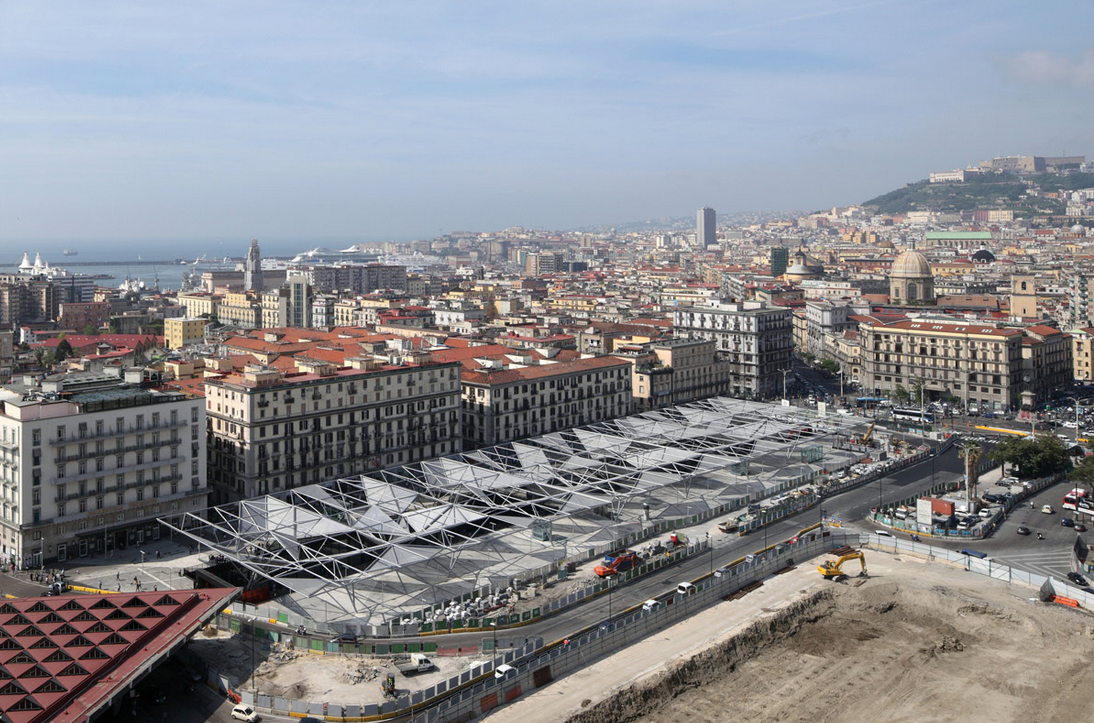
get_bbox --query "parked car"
[1062,517,1075,528]
[1067,572,1090,587]
[1076,523,1088,533]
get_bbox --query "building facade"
[697,207,716,247]
[860,319,1024,412]
[0,370,207,567]
[204,357,462,503]
[164,317,206,350]
[461,356,632,449]
[672,300,793,399]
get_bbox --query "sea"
[3,237,388,292]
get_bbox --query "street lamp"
[247,616,256,695]
[782,369,792,401]
[706,532,712,575]
[489,619,497,658]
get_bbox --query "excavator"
[860,420,877,445]
[817,547,867,580]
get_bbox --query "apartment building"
[303,264,407,294]
[672,300,793,399]
[860,319,1024,412]
[164,317,207,350]
[204,356,461,503]
[0,369,207,567]
[616,339,730,412]
[176,291,222,319]
[1073,328,1094,383]
[460,356,632,449]
[216,291,262,328]
[803,300,856,359]
[1022,325,1073,404]
[58,302,112,332]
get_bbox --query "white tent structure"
[164,398,866,625]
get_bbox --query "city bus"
[892,408,935,424]
[1062,489,1094,518]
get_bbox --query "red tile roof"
[0,588,236,723]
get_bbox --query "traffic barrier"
[228,531,858,722]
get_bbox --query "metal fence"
[861,533,1094,605]
[226,530,858,722]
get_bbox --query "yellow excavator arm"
[817,550,867,579]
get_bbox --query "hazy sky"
[1,1,1092,243]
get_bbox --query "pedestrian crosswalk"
[995,549,1075,580]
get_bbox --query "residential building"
[1073,328,1094,383]
[804,301,856,359]
[176,292,221,318]
[204,357,461,503]
[460,355,632,449]
[164,317,207,350]
[303,264,407,294]
[216,292,262,329]
[524,253,563,277]
[672,300,794,399]
[58,302,112,332]
[619,339,730,412]
[0,369,207,567]
[1022,325,1073,404]
[860,319,1023,412]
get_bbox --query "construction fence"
[229,529,857,722]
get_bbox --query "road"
[0,571,48,599]
[104,432,1076,723]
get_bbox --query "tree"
[1068,454,1094,496]
[819,359,840,374]
[892,384,910,404]
[959,441,983,508]
[909,378,926,407]
[83,324,100,336]
[988,434,1071,479]
[55,337,74,362]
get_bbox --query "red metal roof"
[0,588,236,723]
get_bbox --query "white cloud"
[1003,50,1094,85]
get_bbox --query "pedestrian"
[116,571,120,581]
[156,550,161,560]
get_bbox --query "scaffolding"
[162,397,865,625]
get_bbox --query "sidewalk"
[56,536,204,594]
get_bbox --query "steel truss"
[162,398,864,625]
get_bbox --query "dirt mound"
[564,572,1094,723]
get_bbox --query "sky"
[1,0,1092,247]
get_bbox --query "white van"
[231,705,260,723]
[642,599,663,612]
[676,581,696,597]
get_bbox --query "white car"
[1042,505,1054,514]
[231,705,260,723]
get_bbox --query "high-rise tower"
[244,238,264,292]
[697,207,716,247]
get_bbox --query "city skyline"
[1,1,1092,244]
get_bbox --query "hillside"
[863,171,1094,216]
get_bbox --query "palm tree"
[959,441,983,509]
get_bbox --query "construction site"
[492,550,1094,723]
[165,398,877,627]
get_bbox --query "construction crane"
[861,420,877,445]
[817,547,867,580]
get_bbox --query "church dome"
[890,250,932,278]
[970,248,996,263]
